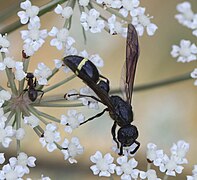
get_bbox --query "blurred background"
[0,0,197,179]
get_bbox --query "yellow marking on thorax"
[75,58,88,75]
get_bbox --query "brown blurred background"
[1,0,197,179]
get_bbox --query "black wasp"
[63,24,140,155]
[24,73,44,102]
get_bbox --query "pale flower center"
[5,170,18,180]
[18,154,28,166]
[122,0,134,10]
[87,16,97,27]
[165,160,177,171]
[179,47,191,57]
[139,15,150,26]
[184,10,194,21]
[68,117,79,128]
[122,162,133,174]
[26,6,38,18]
[57,29,69,41]
[29,29,40,41]
[68,143,77,157]
[96,159,108,171]
[45,131,55,143]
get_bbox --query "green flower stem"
[5,110,15,126]
[16,108,21,155]
[78,2,87,43]
[32,107,60,123]
[55,142,63,150]
[38,96,67,103]
[0,86,5,91]
[110,72,191,94]
[37,125,44,135]
[33,102,84,107]
[19,57,30,94]
[163,174,168,180]
[43,74,76,93]
[147,162,151,171]
[33,127,42,137]
[37,68,59,91]
[3,104,11,114]
[27,105,48,125]
[0,0,68,35]
[5,68,18,95]
[64,0,76,29]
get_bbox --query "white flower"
[79,0,90,7]
[0,164,25,180]
[61,137,84,163]
[17,0,39,24]
[132,7,158,36]
[14,69,27,81]
[3,57,16,68]
[21,20,47,55]
[187,165,197,180]
[190,15,197,37]
[34,62,52,85]
[80,9,105,33]
[79,50,104,67]
[0,124,14,148]
[96,0,121,8]
[15,128,25,140]
[54,5,73,19]
[48,27,75,50]
[23,43,35,56]
[171,40,197,62]
[170,140,189,164]
[146,143,164,166]
[90,151,116,177]
[0,90,11,102]
[0,34,10,53]
[108,15,127,37]
[191,68,197,86]
[159,154,184,176]
[53,59,63,69]
[60,110,85,133]
[64,46,78,57]
[41,174,51,180]
[0,153,5,164]
[115,156,139,179]
[139,169,161,180]
[39,123,61,152]
[9,152,36,175]
[119,0,140,17]
[24,114,40,128]
[79,86,99,109]
[175,2,194,28]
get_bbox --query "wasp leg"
[118,144,123,156]
[130,141,140,154]
[36,90,44,103]
[99,74,110,84]
[80,108,108,125]
[64,93,103,104]
[111,122,119,148]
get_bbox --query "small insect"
[23,73,44,102]
[63,24,140,155]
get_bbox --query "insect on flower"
[63,24,140,155]
[23,72,44,102]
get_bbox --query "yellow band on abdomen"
[75,58,88,75]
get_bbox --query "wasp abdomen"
[63,55,100,83]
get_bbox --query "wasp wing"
[123,24,139,104]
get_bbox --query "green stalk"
[32,107,60,123]
[64,0,76,29]
[27,105,48,125]
[110,72,191,94]
[43,74,76,93]
[33,102,83,107]
[5,110,15,126]
[5,68,18,95]
[16,108,21,155]
[163,174,168,180]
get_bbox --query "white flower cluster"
[79,0,158,37]
[90,151,161,179]
[172,2,197,87]
[90,140,189,179]
[0,152,36,180]
[175,1,197,37]
[187,165,197,180]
